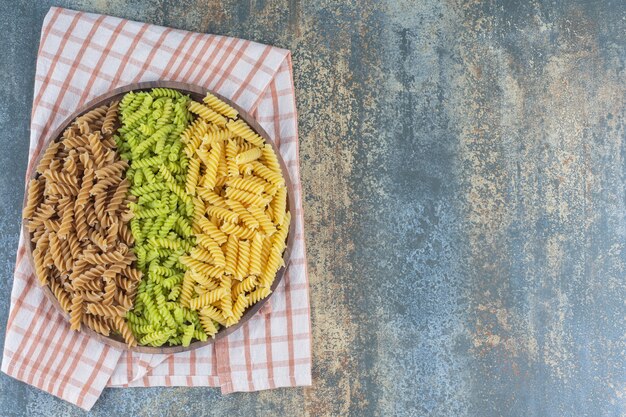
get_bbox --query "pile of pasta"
[24,87,290,348]
[180,95,290,331]
[116,88,203,347]
[24,101,141,347]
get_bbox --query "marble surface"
[0,0,624,416]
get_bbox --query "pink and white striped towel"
[1,7,311,410]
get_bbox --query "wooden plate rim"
[22,80,297,354]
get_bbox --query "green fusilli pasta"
[119,88,206,347]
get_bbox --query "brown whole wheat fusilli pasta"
[23,100,140,347]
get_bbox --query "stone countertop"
[0,1,624,416]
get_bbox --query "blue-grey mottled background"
[1,0,625,416]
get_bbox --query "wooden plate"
[22,81,296,353]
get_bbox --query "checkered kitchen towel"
[1,7,311,410]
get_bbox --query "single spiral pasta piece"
[63,151,78,177]
[180,256,224,277]
[226,119,264,147]
[233,276,258,299]
[225,140,239,178]
[73,264,107,288]
[42,219,60,233]
[88,228,107,251]
[83,314,112,337]
[219,275,233,317]
[225,187,269,208]
[247,206,277,236]
[50,279,72,312]
[124,266,142,282]
[188,101,227,126]
[69,293,84,331]
[261,144,282,173]
[115,292,133,309]
[33,249,49,284]
[43,168,78,188]
[272,212,290,248]
[86,303,127,317]
[217,152,228,180]
[180,271,195,307]
[28,204,56,231]
[248,286,271,304]
[76,105,108,126]
[63,131,90,150]
[181,118,207,143]
[23,178,43,219]
[191,198,206,233]
[185,156,201,195]
[131,155,164,170]
[261,248,285,288]
[102,279,116,305]
[85,200,98,228]
[226,294,249,327]
[202,92,238,119]
[36,141,61,174]
[95,159,128,180]
[107,178,130,216]
[226,177,265,195]
[199,141,222,189]
[188,288,227,310]
[197,216,228,244]
[45,181,79,197]
[189,246,213,263]
[199,305,227,326]
[198,311,219,337]
[67,231,81,260]
[113,275,133,292]
[133,206,169,219]
[56,204,74,240]
[195,234,226,267]
[220,221,257,240]
[180,323,195,347]
[250,161,285,187]
[203,127,232,147]
[223,199,260,230]
[88,132,106,167]
[83,291,103,303]
[129,182,166,196]
[113,316,137,347]
[75,206,89,241]
[93,192,108,228]
[235,239,251,280]
[59,238,73,273]
[224,234,239,276]
[235,147,262,165]
[139,330,170,346]
[248,233,264,276]
[48,232,65,272]
[130,323,155,335]
[90,175,121,196]
[118,221,134,245]
[75,168,94,207]
[105,221,119,247]
[270,187,288,225]
[196,187,227,208]
[101,101,119,135]
[151,87,182,98]
[206,205,238,224]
